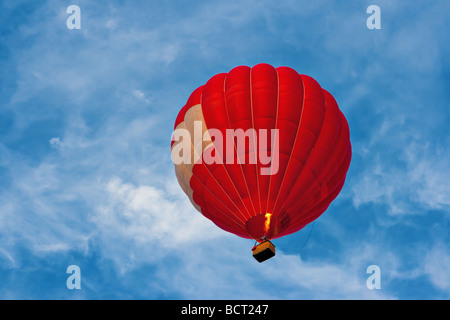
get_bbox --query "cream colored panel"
[172,104,211,214]
[184,104,212,164]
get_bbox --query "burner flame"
[264,213,272,233]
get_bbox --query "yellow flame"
[264,213,272,233]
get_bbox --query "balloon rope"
[298,222,315,253]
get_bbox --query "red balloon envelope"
[171,63,351,244]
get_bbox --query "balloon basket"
[252,240,275,263]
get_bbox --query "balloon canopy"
[171,63,351,243]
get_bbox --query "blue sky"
[0,0,449,299]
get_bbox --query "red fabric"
[174,64,351,240]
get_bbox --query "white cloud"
[424,242,450,293]
[132,89,151,104]
[49,137,63,149]
[151,232,398,299]
[352,142,450,215]
[94,177,223,257]
[406,145,450,210]
[0,248,16,269]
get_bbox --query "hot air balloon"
[171,63,351,262]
